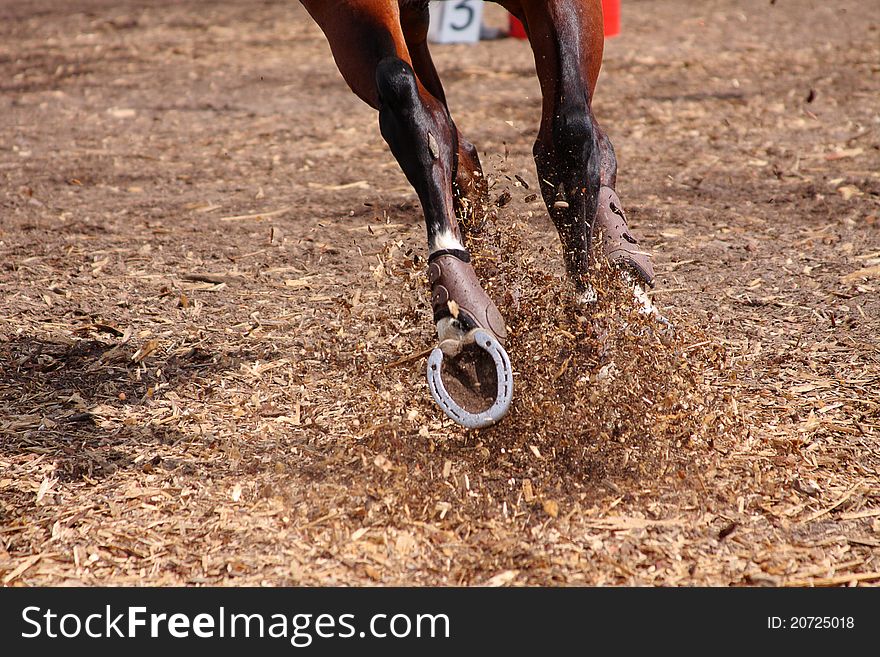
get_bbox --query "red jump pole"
[508,13,527,39]
[602,0,620,38]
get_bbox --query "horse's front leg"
[502,0,655,296]
[399,3,490,235]
[301,0,511,427]
[375,59,507,345]
[301,0,504,345]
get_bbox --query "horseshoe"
[426,329,513,429]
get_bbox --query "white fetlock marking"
[430,230,465,253]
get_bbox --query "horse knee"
[552,104,600,183]
[376,56,456,191]
[376,57,419,111]
[376,58,443,149]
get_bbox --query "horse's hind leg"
[498,0,655,293]
[300,0,506,343]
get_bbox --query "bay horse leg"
[399,3,488,232]
[496,0,655,294]
[300,0,506,343]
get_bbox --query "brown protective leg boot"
[592,186,655,286]
[427,249,507,346]
[425,249,512,429]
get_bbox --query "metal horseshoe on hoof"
[426,329,513,429]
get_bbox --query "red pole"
[508,1,621,39]
[602,0,621,38]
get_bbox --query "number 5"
[450,0,475,31]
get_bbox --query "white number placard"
[428,1,484,44]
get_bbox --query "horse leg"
[399,3,488,232]
[496,0,655,294]
[300,0,506,344]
